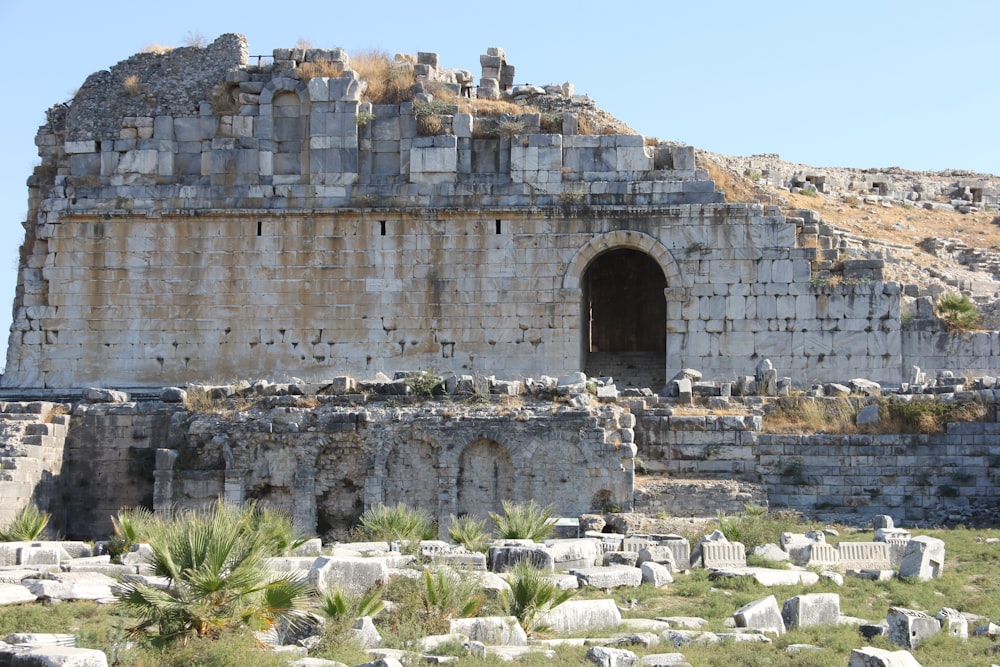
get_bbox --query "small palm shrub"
[448,514,491,553]
[0,503,50,541]
[356,503,437,544]
[320,586,385,622]
[936,292,981,330]
[502,562,575,634]
[421,568,484,625]
[490,500,555,541]
[240,501,310,556]
[114,500,311,642]
[109,506,154,559]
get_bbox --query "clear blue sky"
[1,0,997,374]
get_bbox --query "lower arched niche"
[383,439,438,517]
[456,438,514,519]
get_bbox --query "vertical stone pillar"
[153,449,178,511]
[293,463,317,534]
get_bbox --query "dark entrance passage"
[583,249,667,389]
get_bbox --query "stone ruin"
[2,35,1000,541]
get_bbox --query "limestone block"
[586,646,639,667]
[351,616,382,649]
[788,542,838,569]
[636,546,677,571]
[0,583,36,605]
[934,607,968,640]
[780,593,840,629]
[700,542,746,569]
[750,544,789,564]
[640,562,673,587]
[847,647,923,667]
[887,607,939,649]
[572,565,643,589]
[536,598,622,634]
[17,547,60,566]
[838,542,891,571]
[22,572,117,601]
[603,551,639,567]
[544,539,599,571]
[449,616,526,646]
[9,646,109,666]
[898,536,945,581]
[308,556,389,595]
[489,543,555,572]
[710,567,819,587]
[733,595,785,635]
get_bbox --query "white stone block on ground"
[449,616,526,646]
[307,556,389,595]
[780,593,840,629]
[847,646,923,667]
[21,572,117,601]
[9,645,109,666]
[640,653,691,666]
[489,543,554,572]
[733,595,785,635]
[886,607,939,649]
[935,607,968,640]
[709,566,819,587]
[640,562,673,587]
[573,565,643,588]
[637,546,677,571]
[898,536,945,581]
[586,645,638,667]
[700,541,746,569]
[545,539,600,571]
[0,583,36,606]
[536,598,622,634]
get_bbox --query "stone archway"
[456,439,514,519]
[582,248,667,388]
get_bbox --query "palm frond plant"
[113,499,311,642]
[356,503,437,544]
[502,562,575,635]
[489,500,555,541]
[239,500,310,556]
[447,514,491,553]
[0,503,50,541]
[109,506,154,560]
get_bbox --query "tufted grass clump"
[356,502,437,544]
[109,506,154,560]
[0,503,51,541]
[448,514,491,553]
[502,562,575,634]
[936,292,981,330]
[489,500,555,541]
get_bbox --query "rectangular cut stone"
[701,541,747,569]
[837,542,891,571]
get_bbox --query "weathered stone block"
[847,647,923,667]
[536,598,621,634]
[572,565,643,589]
[733,595,785,635]
[886,606,939,649]
[898,536,945,581]
[780,593,840,629]
[449,616,526,646]
[586,646,639,667]
[489,543,554,572]
[308,556,389,595]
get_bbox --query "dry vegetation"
[761,395,989,435]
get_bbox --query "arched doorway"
[583,248,667,389]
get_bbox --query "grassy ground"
[3,523,999,666]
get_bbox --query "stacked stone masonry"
[7,34,1000,390]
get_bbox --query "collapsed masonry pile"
[0,515,984,667]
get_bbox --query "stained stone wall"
[6,33,1000,392]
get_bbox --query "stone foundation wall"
[0,402,69,526]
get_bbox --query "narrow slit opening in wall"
[257,221,262,236]
[495,219,502,234]
[380,220,386,236]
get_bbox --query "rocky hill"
[697,151,1000,328]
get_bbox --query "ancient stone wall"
[0,402,69,526]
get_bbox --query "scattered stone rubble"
[0,514,986,666]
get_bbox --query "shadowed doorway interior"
[583,248,667,389]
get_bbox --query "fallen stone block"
[787,542,838,569]
[308,556,389,596]
[637,546,677,571]
[640,562,673,587]
[750,543,789,564]
[847,646,923,667]
[781,593,840,629]
[586,645,638,667]
[898,536,945,581]
[733,595,785,635]
[886,607,939,649]
[934,607,968,640]
[0,583,36,606]
[489,543,554,572]
[699,541,746,569]
[450,616,526,646]
[838,542,892,572]
[640,653,691,666]
[709,566,819,587]
[536,598,621,634]
[545,539,600,571]
[603,551,639,567]
[572,565,643,589]
[21,572,117,601]
[9,645,109,666]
